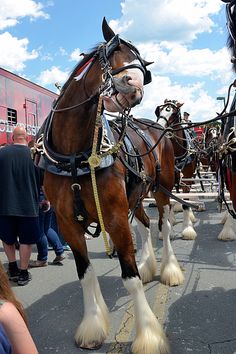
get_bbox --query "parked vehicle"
[0,67,58,145]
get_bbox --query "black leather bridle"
[51,34,152,114]
[155,101,181,127]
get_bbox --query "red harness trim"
[75,58,94,78]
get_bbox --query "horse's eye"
[166,107,171,112]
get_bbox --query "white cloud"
[0,0,231,126]
[104,0,232,123]
[37,66,69,87]
[132,74,227,122]
[110,0,222,44]
[59,47,67,56]
[0,0,49,30]
[70,48,82,61]
[0,32,38,71]
[137,41,233,85]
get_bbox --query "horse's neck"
[50,77,100,154]
[52,105,97,155]
[172,127,186,157]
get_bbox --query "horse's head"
[58,18,152,115]
[155,99,184,128]
[224,0,236,71]
[100,18,152,112]
[205,126,220,148]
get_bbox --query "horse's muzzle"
[113,75,144,107]
[113,76,136,94]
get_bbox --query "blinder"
[120,38,152,85]
[104,35,152,85]
[105,34,121,57]
[155,105,160,119]
[143,69,152,85]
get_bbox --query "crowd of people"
[0,126,70,287]
[0,126,76,352]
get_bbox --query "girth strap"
[70,155,89,227]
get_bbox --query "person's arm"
[0,302,38,354]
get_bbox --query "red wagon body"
[0,67,58,145]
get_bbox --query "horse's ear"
[177,102,184,108]
[102,17,116,42]
[143,60,154,67]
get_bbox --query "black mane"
[61,42,104,92]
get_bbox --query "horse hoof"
[78,342,103,350]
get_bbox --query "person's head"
[0,261,27,324]
[183,112,190,121]
[12,126,27,145]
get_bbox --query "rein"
[154,81,236,134]
[120,120,169,158]
[51,94,98,113]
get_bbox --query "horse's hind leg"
[108,213,169,354]
[181,168,197,239]
[153,191,184,286]
[134,204,157,284]
[182,205,197,240]
[218,210,236,241]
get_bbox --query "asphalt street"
[1,199,236,354]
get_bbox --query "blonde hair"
[0,261,27,325]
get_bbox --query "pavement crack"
[107,303,134,353]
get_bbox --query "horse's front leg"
[218,172,236,240]
[109,216,169,354]
[155,192,184,286]
[74,260,109,349]
[44,173,110,349]
[59,222,109,349]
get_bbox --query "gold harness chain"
[88,96,111,256]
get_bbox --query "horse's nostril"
[125,75,132,82]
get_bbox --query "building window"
[7,108,17,124]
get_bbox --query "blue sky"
[0,0,235,122]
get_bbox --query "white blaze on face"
[102,59,145,112]
[121,59,144,88]
[212,128,218,139]
[158,106,174,128]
